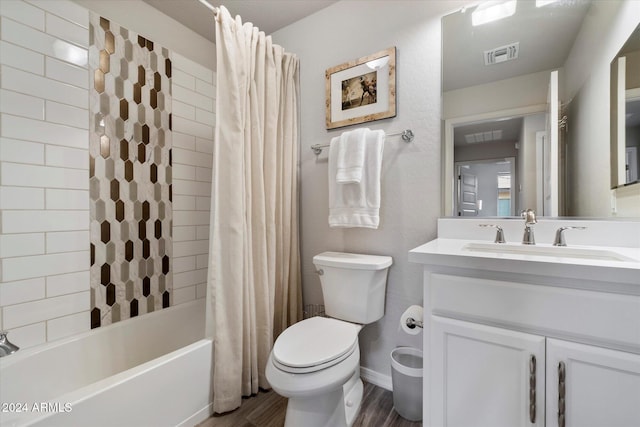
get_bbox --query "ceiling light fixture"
[536,0,561,7]
[472,0,517,26]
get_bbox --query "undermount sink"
[463,242,637,262]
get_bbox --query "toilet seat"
[272,316,360,374]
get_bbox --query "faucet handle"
[553,226,587,247]
[479,224,506,243]
[521,209,537,225]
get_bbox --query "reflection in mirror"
[442,0,640,218]
[611,24,640,187]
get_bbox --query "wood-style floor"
[196,381,422,427]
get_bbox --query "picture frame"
[325,47,396,130]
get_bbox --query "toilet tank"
[313,252,393,324]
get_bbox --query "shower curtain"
[207,5,302,414]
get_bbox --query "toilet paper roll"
[400,305,423,335]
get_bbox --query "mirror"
[442,0,640,218]
[611,24,640,188]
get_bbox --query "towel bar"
[311,129,414,155]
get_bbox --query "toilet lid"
[273,317,359,369]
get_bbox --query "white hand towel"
[329,129,385,229]
[336,128,367,184]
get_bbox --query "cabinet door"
[431,316,545,427]
[546,338,640,427]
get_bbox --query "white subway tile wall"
[171,52,215,307]
[0,1,215,348]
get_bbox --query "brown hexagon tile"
[162,255,170,274]
[100,135,110,158]
[119,99,129,121]
[90,243,95,266]
[89,155,95,178]
[153,72,161,91]
[146,39,154,51]
[91,307,101,328]
[133,83,141,104]
[150,164,157,183]
[142,239,150,259]
[100,16,110,31]
[100,220,111,243]
[115,200,125,222]
[125,240,134,261]
[94,69,105,93]
[105,31,115,54]
[101,263,110,285]
[154,182,162,202]
[130,299,139,317]
[109,178,120,202]
[142,201,150,220]
[106,283,116,306]
[162,291,170,308]
[99,49,110,73]
[138,35,146,48]
[150,89,157,109]
[165,58,172,78]
[138,219,146,240]
[137,143,146,163]
[119,139,129,161]
[124,160,134,181]
[137,65,145,86]
[142,124,149,144]
[142,277,151,297]
[154,219,162,239]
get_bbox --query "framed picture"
[325,47,396,130]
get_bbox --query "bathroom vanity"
[409,218,640,427]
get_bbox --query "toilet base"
[283,370,363,427]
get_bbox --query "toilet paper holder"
[405,317,423,329]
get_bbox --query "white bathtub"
[0,299,213,427]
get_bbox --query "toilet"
[265,251,393,427]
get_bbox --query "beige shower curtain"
[207,6,302,414]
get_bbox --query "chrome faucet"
[553,226,587,246]
[0,331,19,357]
[521,209,537,245]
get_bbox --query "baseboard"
[360,366,392,391]
[177,403,213,427]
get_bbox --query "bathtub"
[0,299,213,427]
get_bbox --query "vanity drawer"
[429,273,640,352]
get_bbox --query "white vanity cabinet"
[409,233,640,427]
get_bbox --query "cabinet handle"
[529,355,536,423]
[558,361,566,427]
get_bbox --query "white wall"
[564,0,640,217]
[0,0,215,349]
[272,0,471,384]
[519,113,545,212]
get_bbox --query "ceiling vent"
[465,130,503,144]
[484,42,519,65]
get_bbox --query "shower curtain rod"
[310,129,415,155]
[198,0,219,15]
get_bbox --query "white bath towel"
[328,129,385,228]
[336,128,367,184]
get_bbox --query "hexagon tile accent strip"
[89,13,172,328]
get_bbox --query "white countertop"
[409,238,640,286]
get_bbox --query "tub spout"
[0,331,19,357]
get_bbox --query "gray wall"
[272,0,471,379]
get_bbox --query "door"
[431,317,546,427]
[546,338,640,427]
[457,168,478,216]
[626,146,638,183]
[544,70,560,216]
